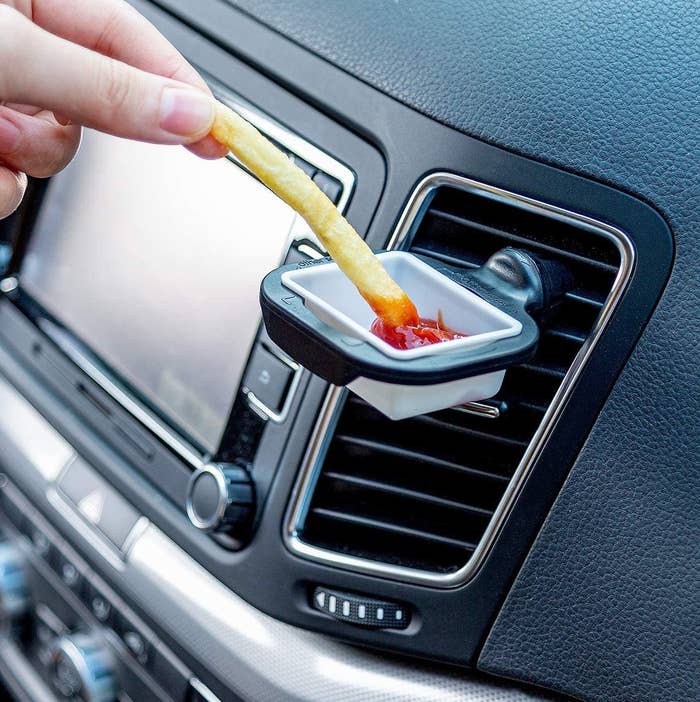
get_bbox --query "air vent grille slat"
[295,180,622,577]
[323,471,494,517]
[429,208,619,275]
[311,509,477,550]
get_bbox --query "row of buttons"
[0,490,188,696]
[1,472,221,702]
[29,523,152,665]
[311,586,410,630]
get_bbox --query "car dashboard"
[0,2,696,702]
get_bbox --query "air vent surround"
[285,172,634,587]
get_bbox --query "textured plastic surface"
[127,524,562,702]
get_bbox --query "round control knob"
[0,543,29,624]
[185,462,255,534]
[50,631,116,702]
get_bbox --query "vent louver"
[289,175,627,584]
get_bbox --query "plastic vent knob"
[50,632,117,702]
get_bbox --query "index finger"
[32,0,206,90]
[30,0,226,158]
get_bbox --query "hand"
[0,0,227,219]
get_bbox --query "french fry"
[210,102,418,328]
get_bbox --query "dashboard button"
[87,588,112,624]
[58,457,140,550]
[59,560,80,590]
[50,631,117,702]
[312,171,342,204]
[31,527,52,559]
[54,552,83,595]
[185,463,255,536]
[242,346,294,414]
[311,586,410,629]
[123,630,149,665]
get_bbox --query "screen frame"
[2,79,354,468]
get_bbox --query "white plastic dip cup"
[281,252,522,420]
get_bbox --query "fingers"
[0,106,81,178]
[0,6,216,145]
[0,165,27,220]
[32,0,209,91]
[31,0,227,159]
[186,134,231,160]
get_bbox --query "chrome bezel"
[185,464,229,532]
[284,171,636,588]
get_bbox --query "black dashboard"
[0,2,697,702]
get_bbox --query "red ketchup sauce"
[371,315,467,350]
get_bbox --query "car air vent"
[287,174,629,585]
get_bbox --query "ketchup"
[371,314,466,350]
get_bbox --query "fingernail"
[0,117,21,155]
[159,88,214,138]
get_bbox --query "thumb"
[0,6,215,144]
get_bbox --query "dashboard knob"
[50,631,116,702]
[0,543,29,624]
[185,462,255,535]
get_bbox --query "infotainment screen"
[21,130,296,452]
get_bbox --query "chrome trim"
[242,351,302,424]
[0,373,76,481]
[454,401,501,419]
[285,172,636,587]
[39,320,205,470]
[209,80,355,216]
[185,463,229,532]
[189,678,221,702]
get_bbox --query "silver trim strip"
[121,516,151,557]
[0,373,76,481]
[39,320,205,470]
[46,488,125,572]
[127,523,534,702]
[189,678,222,702]
[285,171,635,587]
